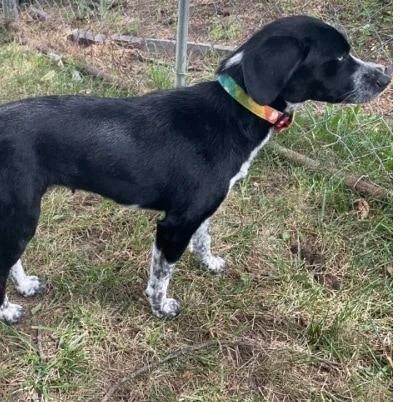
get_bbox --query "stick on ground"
[270,143,392,199]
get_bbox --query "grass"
[0,31,392,402]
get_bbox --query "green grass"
[0,36,392,402]
[279,104,393,186]
[147,63,175,89]
[0,44,132,101]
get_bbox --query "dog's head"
[218,16,392,106]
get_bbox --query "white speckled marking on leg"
[10,259,45,297]
[0,294,24,325]
[145,244,182,318]
[189,220,225,273]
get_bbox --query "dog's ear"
[242,36,308,105]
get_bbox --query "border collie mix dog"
[0,16,391,324]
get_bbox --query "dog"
[0,16,391,324]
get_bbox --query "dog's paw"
[0,303,24,325]
[15,276,46,297]
[201,256,226,273]
[151,298,182,318]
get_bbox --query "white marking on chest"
[229,129,273,190]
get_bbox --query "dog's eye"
[337,55,346,62]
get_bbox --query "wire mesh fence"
[2,0,393,190]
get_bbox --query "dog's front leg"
[10,259,45,297]
[146,243,181,318]
[146,216,199,318]
[189,220,225,273]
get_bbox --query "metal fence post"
[2,0,19,21]
[175,0,190,87]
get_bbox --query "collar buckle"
[273,112,294,132]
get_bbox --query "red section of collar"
[273,112,295,132]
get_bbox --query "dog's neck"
[216,73,294,132]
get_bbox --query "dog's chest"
[228,129,273,190]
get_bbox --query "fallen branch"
[101,338,236,402]
[270,143,392,199]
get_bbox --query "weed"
[147,63,174,89]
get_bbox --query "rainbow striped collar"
[217,74,294,132]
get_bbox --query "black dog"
[0,16,391,324]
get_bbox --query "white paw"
[15,276,46,297]
[0,303,24,325]
[151,298,182,318]
[201,256,226,273]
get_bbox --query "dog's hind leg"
[146,215,202,318]
[189,219,226,273]
[0,203,41,325]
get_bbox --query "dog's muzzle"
[376,64,392,90]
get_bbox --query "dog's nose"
[375,64,392,90]
[376,72,391,90]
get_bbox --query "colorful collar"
[217,74,294,131]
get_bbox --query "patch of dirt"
[290,244,325,268]
[313,272,340,290]
[290,243,342,291]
